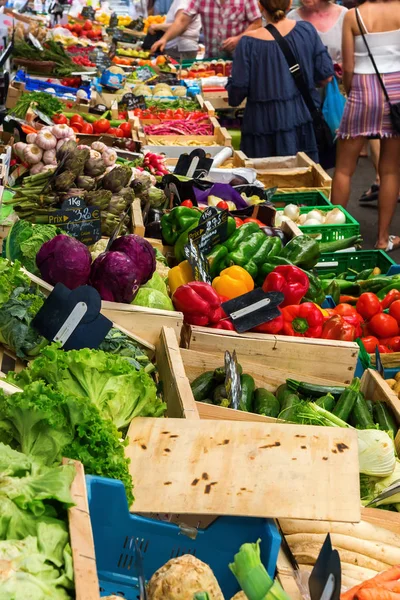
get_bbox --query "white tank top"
[354,9,400,74]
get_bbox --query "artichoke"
[84,158,106,178]
[85,189,112,210]
[63,150,89,177]
[107,195,129,216]
[56,139,77,162]
[119,187,135,204]
[76,175,96,191]
[101,166,132,194]
[53,170,76,192]
[101,211,129,236]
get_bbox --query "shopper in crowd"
[331,0,400,252]
[288,0,348,63]
[148,0,201,60]
[151,0,262,59]
[225,0,334,160]
[153,0,173,15]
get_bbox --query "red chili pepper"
[172,281,224,326]
[181,200,193,208]
[251,314,284,334]
[217,201,229,210]
[281,302,324,338]
[321,315,356,341]
[262,266,309,308]
[243,217,265,226]
[381,289,400,310]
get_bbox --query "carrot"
[21,125,37,134]
[340,295,359,305]
[356,588,400,600]
[341,566,400,600]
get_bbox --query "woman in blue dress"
[226,0,334,161]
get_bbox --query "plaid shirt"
[184,0,261,58]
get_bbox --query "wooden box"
[133,116,232,148]
[164,149,248,170]
[245,153,332,196]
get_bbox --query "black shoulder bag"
[265,23,336,169]
[355,9,400,133]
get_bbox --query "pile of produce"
[132,83,187,98]
[276,204,347,227]
[180,59,232,78]
[143,14,166,33]
[11,19,47,43]
[52,111,132,137]
[12,39,77,77]
[132,98,200,113]
[63,20,103,41]
[143,114,213,136]
[11,91,64,119]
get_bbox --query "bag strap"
[265,23,319,118]
[355,9,391,105]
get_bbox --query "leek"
[279,400,349,428]
[229,540,290,600]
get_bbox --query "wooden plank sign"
[126,418,360,522]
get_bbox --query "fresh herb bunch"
[12,91,64,119]
[13,39,75,77]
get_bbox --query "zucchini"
[332,378,361,423]
[254,388,280,418]
[276,384,289,404]
[239,374,255,412]
[351,393,375,429]
[191,371,215,401]
[286,379,346,400]
[319,235,362,254]
[213,383,228,406]
[373,402,398,437]
[315,393,335,412]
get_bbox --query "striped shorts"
[338,71,400,138]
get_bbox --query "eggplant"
[144,208,164,240]
[261,226,289,246]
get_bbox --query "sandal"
[359,183,379,203]
[376,235,400,253]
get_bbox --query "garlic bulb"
[36,130,57,150]
[30,162,44,175]
[52,124,71,139]
[13,142,26,159]
[43,149,57,165]
[26,133,37,144]
[91,141,107,153]
[102,149,117,166]
[24,144,43,165]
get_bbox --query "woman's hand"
[151,38,166,53]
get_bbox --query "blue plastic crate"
[86,475,281,600]
[14,71,91,99]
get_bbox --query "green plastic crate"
[315,249,396,278]
[276,205,359,243]
[272,191,331,207]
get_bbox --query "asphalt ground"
[329,158,400,264]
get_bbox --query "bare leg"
[331,137,366,207]
[369,139,380,185]
[375,138,400,249]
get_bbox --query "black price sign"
[121,93,146,110]
[81,5,95,19]
[49,200,101,246]
[188,206,229,254]
[90,48,112,71]
[184,238,211,284]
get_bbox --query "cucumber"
[191,372,215,401]
[63,112,98,123]
[278,393,301,422]
[287,378,346,400]
[254,388,280,418]
[315,393,335,412]
[373,402,398,437]
[351,393,375,429]
[213,363,242,383]
[332,378,361,423]
[239,374,255,412]
[275,384,289,404]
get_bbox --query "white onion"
[283,203,300,221]
[306,209,324,223]
[303,218,322,226]
[298,214,308,225]
[325,208,346,224]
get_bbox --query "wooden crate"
[179,345,349,423]
[201,90,246,111]
[134,116,232,148]
[245,153,332,196]
[164,149,247,170]
[23,269,184,347]
[131,197,145,236]
[182,327,359,384]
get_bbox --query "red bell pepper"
[211,319,235,330]
[172,281,224,326]
[281,302,324,338]
[262,266,309,308]
[341,313,363,339]
[251,314,284,335]
[321,315,356,341]
[381,289,400,310]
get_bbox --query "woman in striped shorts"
[331,0,400,251]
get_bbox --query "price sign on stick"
[49,197,101,246]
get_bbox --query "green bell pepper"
[227,234,283,279]
[281,234,321,269]
[174,221,201,263]
[324,280,341,305]
[161,206,201,246]
[224,221,260,252]
[207,244,229,278]
[303,269,326,305]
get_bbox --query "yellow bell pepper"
[212,266,254,300]
[168,260,194,295]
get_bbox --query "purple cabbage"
[36,234,91,290]
[110,235,156,285]
[89,251,140,303]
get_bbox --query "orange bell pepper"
[212,265,254,300]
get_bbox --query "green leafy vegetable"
[0,258,30,308]
[99,328,155,374]
[12,344,165,429]
[3,220,61,276]
[0,286,48,359]
[11,91,64,119]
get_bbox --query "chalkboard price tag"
[188,206,229,254]
[184,238,211,284]
[61,196,85,210]
[121,92,146,110]
[81,5,95,19]
[49,203,101,246]
[225,350,242,410]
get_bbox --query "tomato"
[70,114,84,126]
[389,299,400,325]
[107,127,118,136]
[356,292,382,320]
[378,345,393,354]
[361,336,380,353]
[73,23,83,34]
[181,200,193,207]
[71,125,81,133]
[119,122,131,137]
[243,217,265,226]
[369,313,399,338]
[53,114,68,125]
[381,336,400,351]
[83,19,92,30]
[234,217,243,227]
[333,303,358,317]
[114,127,124,138]
[217,201,229,210]
[93,118,110,134]
[80,122,93,134]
